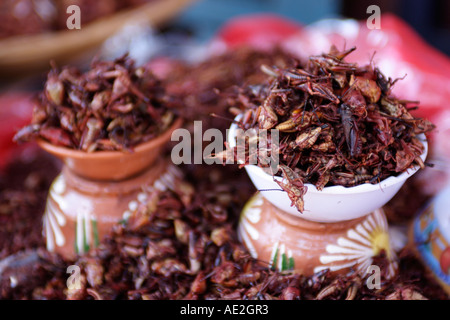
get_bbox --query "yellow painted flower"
[314,209,398,278]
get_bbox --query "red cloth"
[0,92,34,171]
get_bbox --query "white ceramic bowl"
[228,117,428,223]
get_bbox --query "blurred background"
[0,0,448,86]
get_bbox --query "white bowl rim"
[228,115,428,195]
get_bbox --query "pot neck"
[61,158,168,195]
[268,198,367,232]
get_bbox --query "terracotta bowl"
[38,117,182,181]
[228,116,428,222]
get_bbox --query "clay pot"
[39,118,182,260]
[239,193,398,277]
[410,185,450,296]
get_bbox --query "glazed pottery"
[238,193,398,276]
[410,185,450,295]
[39,118,182,260]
